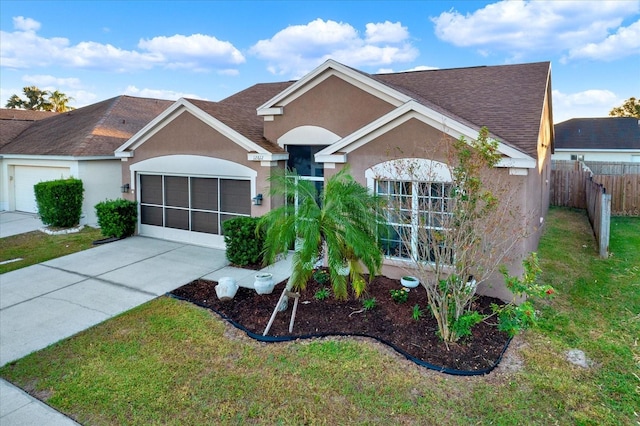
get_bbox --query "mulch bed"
[170,272,511,374]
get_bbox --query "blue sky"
[1,0,638,123]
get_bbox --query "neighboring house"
[116,59,554,301]
[0,96,172,225]
[0,109,56,150]
[553,117,640,162]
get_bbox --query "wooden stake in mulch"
[263,286,300,336]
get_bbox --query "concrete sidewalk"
[0,234,291,425]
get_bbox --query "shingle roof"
[0,109,56,120]
[0,109,57,149]
[187,81,295,153]
[0,96,172,156]
[554,117,640,150]
[373,62,551,157]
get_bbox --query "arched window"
[366,158,453,262]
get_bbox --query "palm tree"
[259,167,384,300]
[4,86,73,111]
[22,86,52,110]
[48,90,75,112]
[5,94,24,109]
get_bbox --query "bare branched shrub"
[374,127,535,342]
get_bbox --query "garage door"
[138,174,251,247]
[14,166,71,213]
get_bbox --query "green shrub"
[222,216,264,266]
[312,269,330,285]
[34,178,84,227]
[94,199,138,238]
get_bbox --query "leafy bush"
[34,178,84,227]
[312,269,330,285]
[451,311,485,338]
[362,297,377,311]
[491,253,555,337]
[222,216,264,266]
[390,288,409,303]
[314,287,330,300]
[411,304,424,321]
[95,199,138,238]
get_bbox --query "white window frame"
[366,158,453,264]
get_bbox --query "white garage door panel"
[15,166,71,213]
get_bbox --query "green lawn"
[1,208,638,425]
[0,227,103,274]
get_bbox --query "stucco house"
[116,59,554,300]
[0,96,172,224]
[553,117,640,162]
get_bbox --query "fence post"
[599,192,611,258]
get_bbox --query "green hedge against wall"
[222,216,264,267]
[95,199,138,238]
[34,178,84,228]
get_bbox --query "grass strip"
[0,227,103,274]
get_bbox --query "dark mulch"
[170,271,511,373]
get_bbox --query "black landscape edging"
[92,236,124,245]
[168,293,512,376]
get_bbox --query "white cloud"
[365,21,409,43]
[0,17,244,73]
[431,0,640,61]
[250,18,418,77]
[552,89,621,123]
[138,34,245,68]
[123,85,203,101]
[563,19,640,62]
[22,74,83,89]
[67,90,98,108]
[13,16,40,32]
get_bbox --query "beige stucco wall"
[264,75,395,144]
[78,159,123,226]
[326,117,546,301]
[120,110,281,216]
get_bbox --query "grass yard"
[0,207,638,425]
[0,227,103,274]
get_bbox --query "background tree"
[4,86,74,111]
[5,94,24,109]
[609,97,640,118]
[48,90,75,112]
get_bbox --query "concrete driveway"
[0,230,291,424]
[0,211,44,238]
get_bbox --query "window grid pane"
[377,179,452,262]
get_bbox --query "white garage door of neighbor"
[14,166,71,213]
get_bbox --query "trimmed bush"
[94,199,138,238]
[34,178,84,227]
[222,216,264,266]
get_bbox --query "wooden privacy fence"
[552,161,640,216]
[585,178,611,258]
[550,163,590,209]
[550,161,612,257]
[593,174,640,216]
[584,161,640,175]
